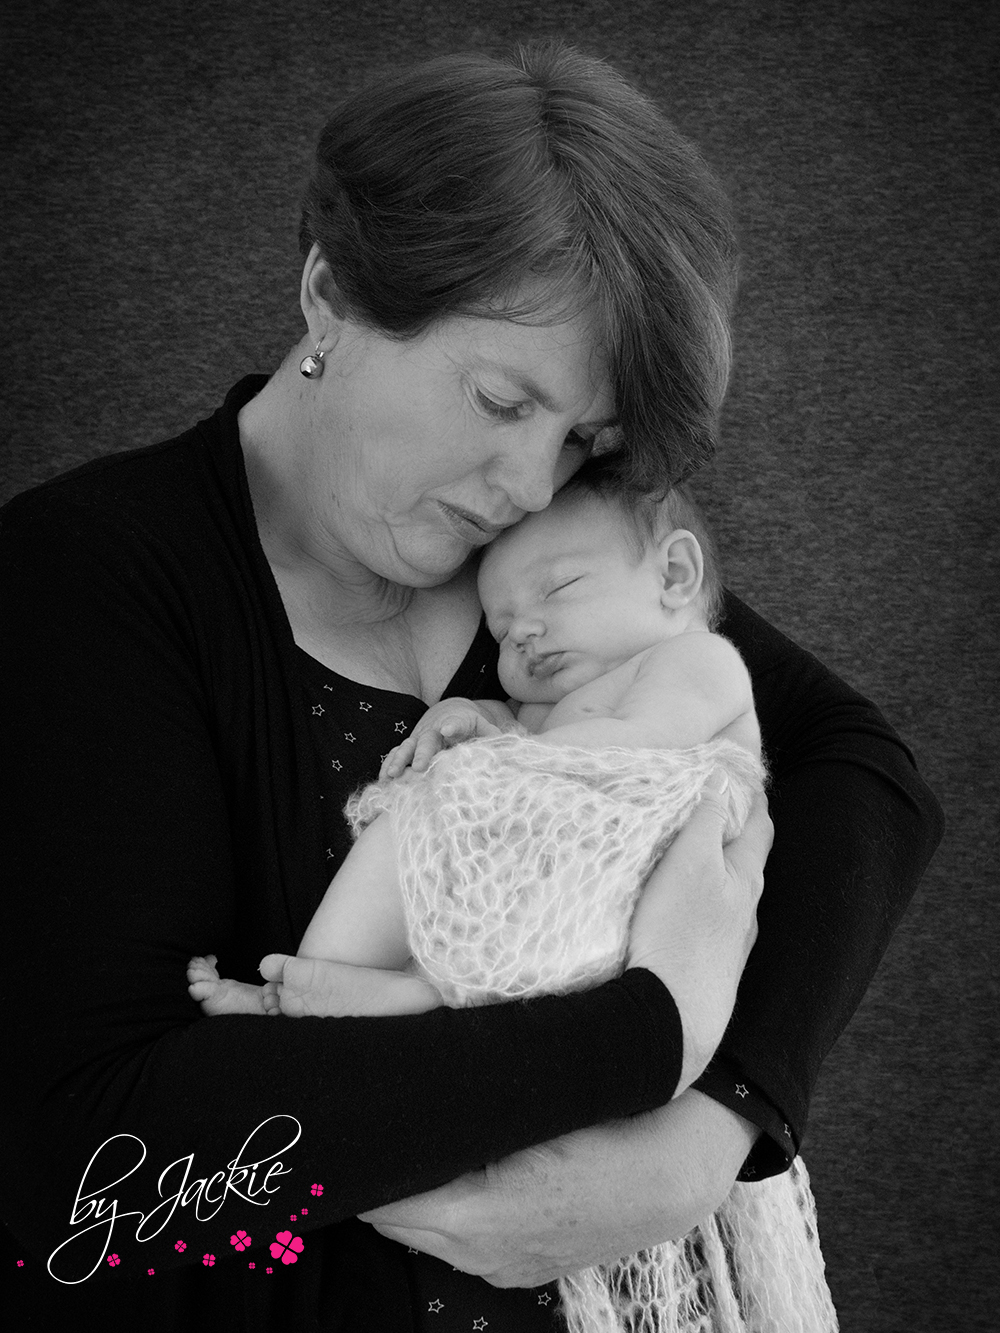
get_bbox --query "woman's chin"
[382,533,478,587]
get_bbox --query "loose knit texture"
[347,732,837,1330]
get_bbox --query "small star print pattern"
[294,626,503,892]
[293,638,559,1329]
[406,1250,562,1331]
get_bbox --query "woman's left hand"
[358,1089,758,1286]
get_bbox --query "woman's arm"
[696,591,945,1173]
[362,1091,757,1285]
[0,479,687,1278]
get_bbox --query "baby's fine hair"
[560,475,723,629]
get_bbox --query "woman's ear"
[655,529,704,609]
[299,242,349,349]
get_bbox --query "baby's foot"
[258,952,440,1017]
[187,955,267,1016]
[261,978,283,1017]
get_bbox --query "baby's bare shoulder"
[622,633,752,722]
[641,632,747,671]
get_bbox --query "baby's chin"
[501,659,605,705]
[499,668,567,706]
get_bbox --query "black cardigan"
[0,377,944,1329]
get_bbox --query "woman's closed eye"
[474,389,595,451]
[474,388,526,423]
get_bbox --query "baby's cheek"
[497,653,521,700]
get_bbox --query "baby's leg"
[187,955,269,1016]
[299,813,411,968]
[191,815,428,1018]
[265,814,438,1017]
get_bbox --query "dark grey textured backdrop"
[2,1,997,1329]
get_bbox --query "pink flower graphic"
[107,1254,120,1267]
[310,1183,324,1197]
[301,1207,309,1216]
[147,1268,155,1276]
[174,1240,186,1253]
[17,1260,24,1268]
[248,1262,255,1270]
[290,1214,297,1221]
[266,1266,273,1274]
[269,1230,305,1266]
[202,1254,215,1267]
[230,1230,252,1251]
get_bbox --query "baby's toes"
[187,955,220,1000]
[187,954,219,983]
[259,952,290,985]
[262,981,282,1017]
[277,988,307,1019]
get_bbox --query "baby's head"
[478,480,721,703]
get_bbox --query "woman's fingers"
[722,791,771,960]
[627,771,771,1093]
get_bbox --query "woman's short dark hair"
[300,41,737,491]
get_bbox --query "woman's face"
[299,308,616,587]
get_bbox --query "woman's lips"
[437,502,512,545]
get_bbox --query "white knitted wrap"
[346,732,838,1332]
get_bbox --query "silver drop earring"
[299,342,325,378]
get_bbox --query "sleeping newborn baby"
[187,482,839,1333]
[189,476,762,1020]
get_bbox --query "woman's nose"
[489,429,574,513]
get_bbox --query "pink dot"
[248,1262,255,1270]
[17,1260,24,1268]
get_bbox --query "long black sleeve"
[0,423,682,1294]
[693,593,945,1175]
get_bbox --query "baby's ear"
[655,529,704,609]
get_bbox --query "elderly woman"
[1,41,941,1332]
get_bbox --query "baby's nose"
[508,616,545,648]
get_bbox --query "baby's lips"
[528,652,566,680]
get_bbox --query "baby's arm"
[380,695,519,777]
[539,632,757,752]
